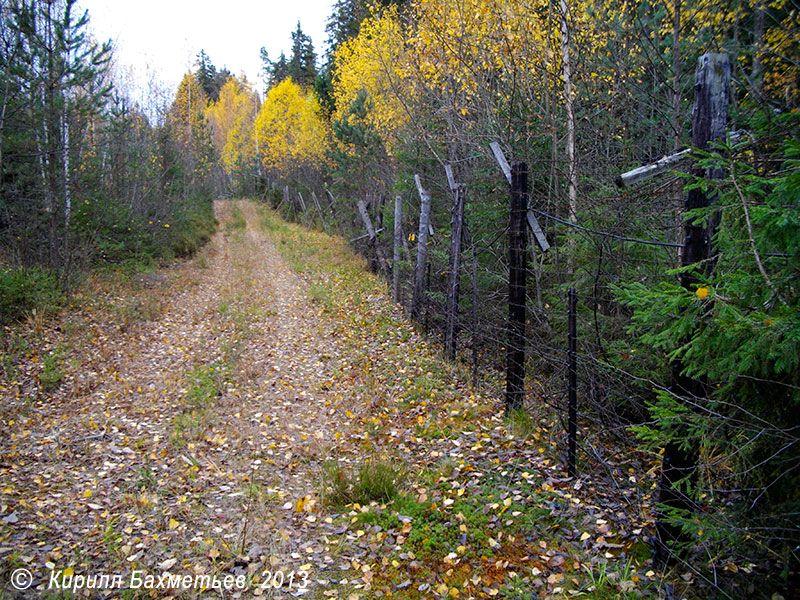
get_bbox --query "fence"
[265,51,799,582]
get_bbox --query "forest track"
[1,200,654,599]
[0,200,369,597]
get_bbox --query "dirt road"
[1,200,369,597]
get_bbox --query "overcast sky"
[76,0,335,97]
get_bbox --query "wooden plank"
[297,191,307,212]
[616,130,743,188]
[444,163,457,191]
[350,228,384,243]
[616,149,691,188]
[411,174,433,321]
[325,189,336,215]
[526,209,550,252]
[492,143,548,252]
[567,288,577,478]
[356,199,376,240]
[490,141,512,184]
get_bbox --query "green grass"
[171,408,210,447]
[226,204,247,232]
[1,334,31,381]
[319,459,406,508]
[39,348,66,392]
[170,360,230,447]
[131,466,158,491]
[308,281,330,305]
[185,361,230,407]
[505,406,538,440]
[166,203,218,258]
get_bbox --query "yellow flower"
[696,286,710,299]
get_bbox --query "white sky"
[76,0,335,98]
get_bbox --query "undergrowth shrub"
[0,268,65,324]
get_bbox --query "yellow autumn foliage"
[168,73,213,178]
[409,0,551,89]
[206,76,260,177]
[255,78,329,177]
[332,6,409,147]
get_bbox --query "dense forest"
[1,0,799,596]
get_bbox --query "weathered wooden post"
[325,189,336,216]
[491,141,550,252]
[425,262,432,332]
[506,161,529,411]
[656,52,731,559]
[444,164,465,361]
[489,142,548,411]
[356,196,387,272]
[282,185,289,212]
[393,195,402,304]
[312,191,327,233]
[411,175,432,321]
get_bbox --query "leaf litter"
[0,200,670,599]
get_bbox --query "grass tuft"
[319,458,405,508]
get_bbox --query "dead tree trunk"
[656,52,731,562]
[411,174,432,321]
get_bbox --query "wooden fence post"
[312,191,327,233]
[506,161,528,411]
[325,189,336,216]
[356,196,387,272]
[491,141,549,252]
[444,164,465,361]
[463,223,480,388]
[393,195,402,304]
[411,174,432,321]
[656,52,731,559]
